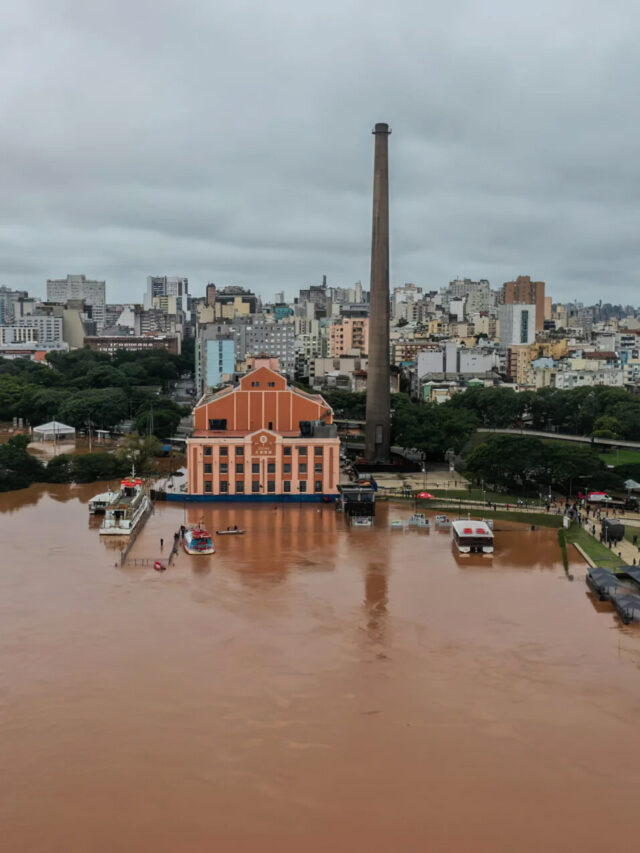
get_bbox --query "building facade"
[502,275,545,331]
[498,304,536,346]
[186,367,340,501]
[46,275,106,329]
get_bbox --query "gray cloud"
[1,0,639,304]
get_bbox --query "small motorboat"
[153,560,166,572]
[435,514,452,530]
[408,513,430,529]
[390,519,405,530]
[215,528,246,535]
[184,524,215,555]
[351,516,373,527]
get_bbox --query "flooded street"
[2,485,640,852]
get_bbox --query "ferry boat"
[99,475,150,535]
[435,514,452,530]
[451,519,494,554]
[184,524,215,555]
[89,488,120,514]
[408,513,430,529]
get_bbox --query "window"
[314,463,322,473]
[315,481,322,493]
[236,463,244,474]
[204,446,212,456]
[283,481,291,493]
[236,481,244,493]
[268,421,273,430]
[283,446,291,455]
[220,481,228,493]
[204,463,212,474]
[204,481,212,493]
[220,462,228,473]
[299,481,307,493]
[267,481,275,493]
[267,462,275,473]
[236,447,244,456]
[314,447,323,456]
[251,381,260,387]
[298,446,307,456]
[208,419,227,430]
[252,481,260,493]
[283,463,291,474]
[220,447,228,457]
[299,463,307,474]
[268,381,275,387]
[252,462,260,474]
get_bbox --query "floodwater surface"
[1,485,640,852]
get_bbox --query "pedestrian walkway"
[590,517,640,566]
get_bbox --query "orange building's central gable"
[250,430,276,457]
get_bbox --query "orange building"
[185,366,340,501]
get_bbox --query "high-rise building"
[46,275,106,329]
[502,275,545,331]
[498,304,536,346]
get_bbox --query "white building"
[46,275,106,329]
[498,304,536,346]
[554,369,624,389]
[417,342,498,378]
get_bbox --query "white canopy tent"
[32,421,76,442]
[624,479,640,492]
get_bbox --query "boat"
[408,513,430,529]
[184,524,215,554]
[100,474,150,535]
[435,514,452,530]
[451,519,494,554]
[153,561,167,572]
[351,516,373,527]
[89,488,120,514]
[215,528,246,535]
[390,519,405,530]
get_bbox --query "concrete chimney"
[364,122,391,463]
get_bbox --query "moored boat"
[435,514,452,530]
[184,524,215,554]
[408,513,430,528]
[390,519,405,530]
[351,516,373,527]
[451,519,494,554]
[89,488,120,514]
[100,475,150,535]
[215,527,245,535]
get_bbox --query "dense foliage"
[463,434,619,495]
[0,346,191,438]
[0,434,46,491]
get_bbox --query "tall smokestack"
[365,122,391,463]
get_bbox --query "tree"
[116,433,162,473]
[0,434,45,491]
[134,404,183,439]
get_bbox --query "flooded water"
[1,485,640,852]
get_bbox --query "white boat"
[100,474,150,535]
[435,514,452,530]
[89,488,120,514]
[184,524,215,555]
[390,519,405,530]
[408,513,430,528]
[352,516,373,527]
[451,519,494,554]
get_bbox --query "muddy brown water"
[1,484,640,852]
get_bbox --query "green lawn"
[565,524,625,568]
[429,488,542,505]
[597,448,640,466]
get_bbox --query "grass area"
[624,522,640,546]
[565,523,625,568]
[597,448,640,466]
[429,488,542,505]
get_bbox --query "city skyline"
[2,1,640,303]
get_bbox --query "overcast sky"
[1,0,639,306]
